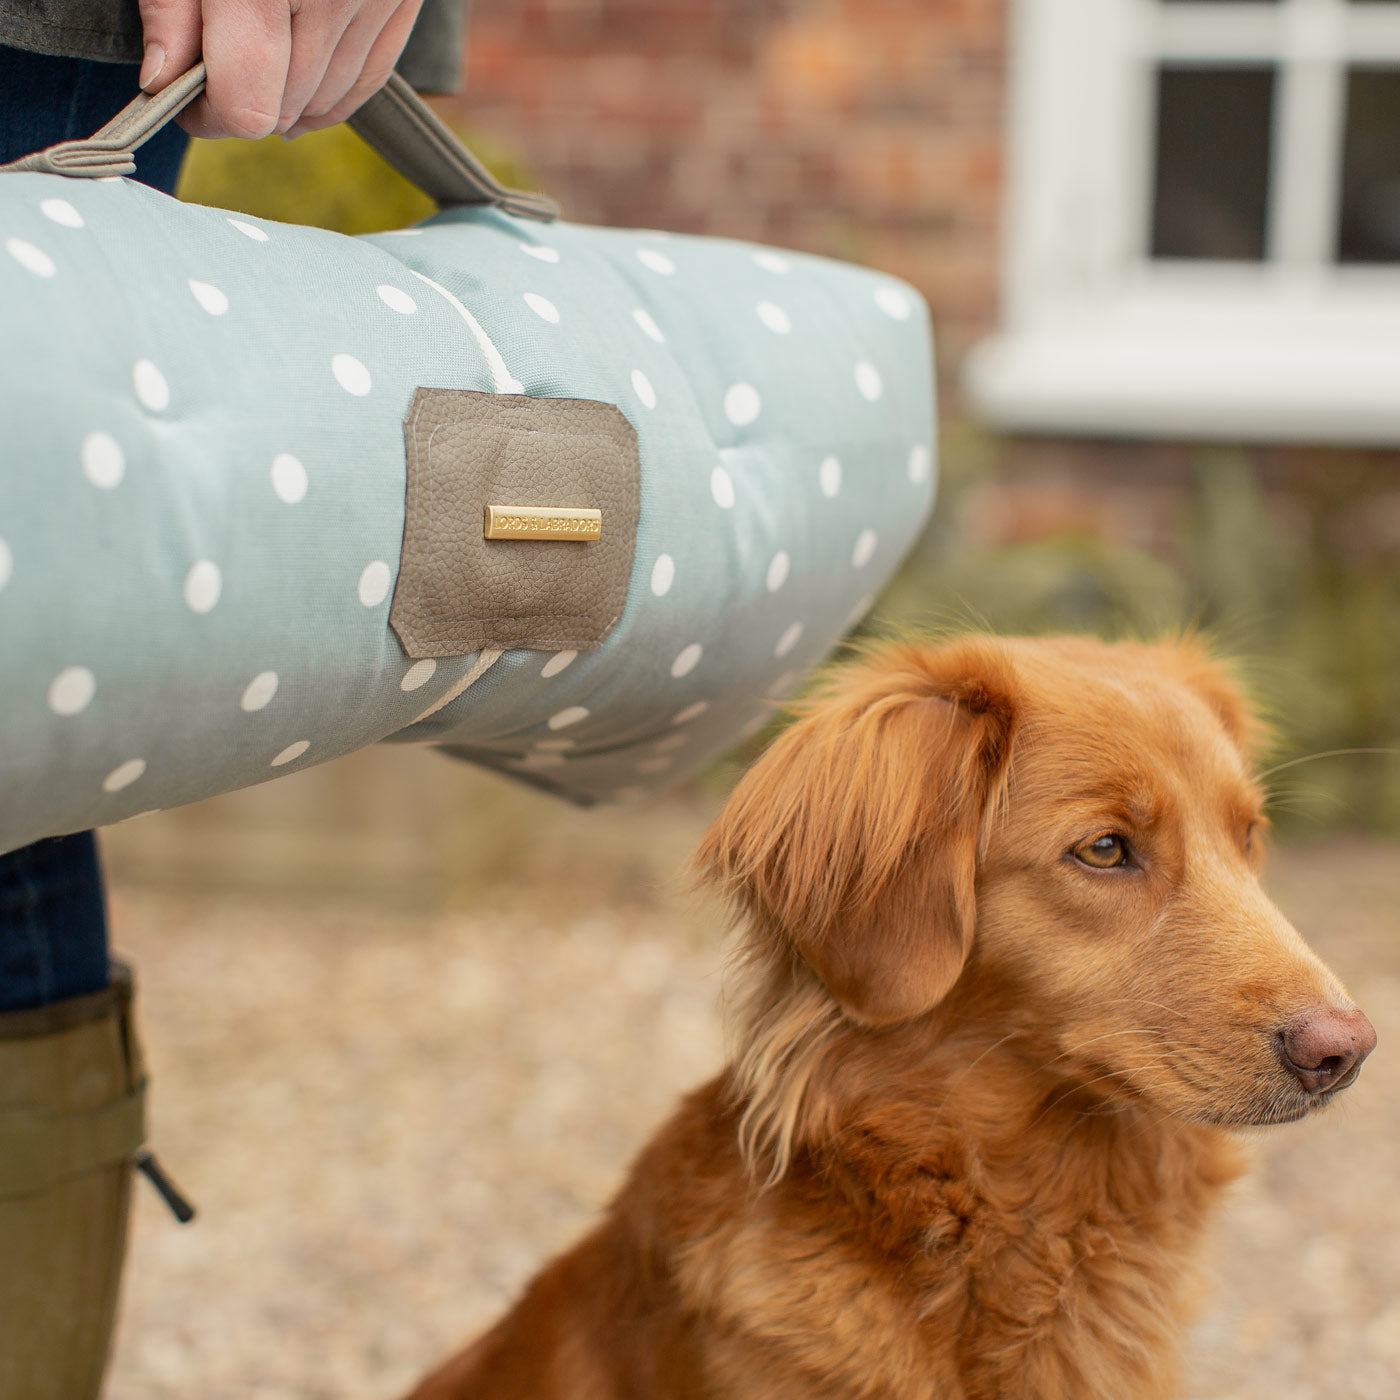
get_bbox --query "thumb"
[137,0,204,92]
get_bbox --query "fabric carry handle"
[0,62,558,223]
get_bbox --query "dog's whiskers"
[1030,1064,1174,1128]
[1046,1028,1161,1067]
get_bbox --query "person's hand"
[136,0,427,140]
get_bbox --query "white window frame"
[966,0,1400,445]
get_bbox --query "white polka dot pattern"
[848,595,876,628]
[401,659,437,691]
[519,751,566,770]
[103,758,146,793]
[670,644,703,679]
[651,554,676,597]
[673,701,710,726]
[358,561,391,607]
[855,362,884,401]
[189,280,228,315]
[377,285,417,314]
[270,453,308,504]
[48,667,95,716]
[633,308,665,343]
[81,432,125,489]
[40,198,84,228]
[241,672,279,712]
[6,238,54,277]
[819,456,842,499]
[757,301,791,334]
[333,354,371,396]
[711,466,736,509]
[0,184,936,844]
[724,383,761,426]
[133,360,169,411]
[183,561,222,614]
[876,286,912,319]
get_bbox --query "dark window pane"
[1151,66,1276,260]
[1338,68,1400,262]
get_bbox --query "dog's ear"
[697,644,1018,1027]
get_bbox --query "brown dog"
[405,635,1376,1400]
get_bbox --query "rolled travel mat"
[0,68,936,854]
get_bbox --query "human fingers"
[275,0,366,133]
[137,0,204,93]
[282,0,423,138]
[175,0,293,140]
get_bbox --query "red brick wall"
[444,0,1006,391]
[443,1,1400,566]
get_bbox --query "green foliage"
[870,436,1400,836]
[176,121,533,234]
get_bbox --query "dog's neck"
[805,1018,1245,1241]
[764,1004,1246,1399]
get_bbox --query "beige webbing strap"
[348,73,557,222]
[0,62,558,223]
[0,64,207,178]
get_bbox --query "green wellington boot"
[0,963,188,1400]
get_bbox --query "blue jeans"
[0,44,190,1012]
[0,43,190,187]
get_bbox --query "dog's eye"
[1073,833,1129,870]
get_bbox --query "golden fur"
[405,635,1372,1400]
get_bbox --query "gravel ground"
[102,816,1398,1400]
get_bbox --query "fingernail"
[139,42,165,91]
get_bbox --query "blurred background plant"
[175,122,529,234]
[859,434,1400,838]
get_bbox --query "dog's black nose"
[1277,1007,1377,1095]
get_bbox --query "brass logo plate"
[483,505,603,542]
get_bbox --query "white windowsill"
[967,269,1400,446]
[980,0,1400,448]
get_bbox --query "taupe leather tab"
[0,63,559,223]
[390,390,640,657]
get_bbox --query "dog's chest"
[678,1202,965,1400]
[675,1148,1227,1400]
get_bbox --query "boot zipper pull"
[134,1148,197,1224]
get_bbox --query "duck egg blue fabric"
[0,176,936,854]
